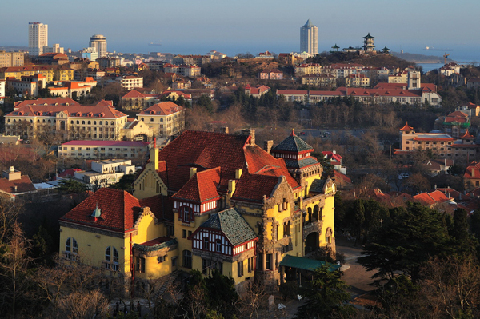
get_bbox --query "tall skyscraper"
[300,19,318,55]
[28,22,48,56]
[89,34,107,58]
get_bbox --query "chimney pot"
[264,140,274,154]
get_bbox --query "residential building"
[6,74,46,97]
[48,78,97,99]
[89,34,107,58]
[322,151,346,174]
[97,57,121,69]
[36,53,69,65]
[43,43,64,54]
[0,51,24,68]
[300,19,318,55]
[457,102,480,117]
[467,78,480,90]
[346,74,370,87]
[137,102,185,137]
[277,85,441,106]
[434,110,470,138]
[301,74,336,87]
[4,98,128,141]
[59,141,150,162]
[73,160,136,189]
[163,64,201,78]
[28,22,48,56]
[122,90,160,111]
[464,161,480,190]
[0,65,74,82]
[118,76,143,90]
[81,47,99,62]
[295,63,322,76]
[245,85,270,98]
[0,79,6,103]
[395,123,478,162]
[59,129,336,291]
[0,166,36,200]
[259,69,283,80]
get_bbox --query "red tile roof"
[59,188,143,233]
[172,167,221,203]
[399,122,414,131]
[0,175,35,194]
[14,98,79,108]
[232,173,281,203]
[7,102,126,119]
[139,102,183,116]
[413,190,449,206]
[462,129,474,139]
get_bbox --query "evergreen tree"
[295,265,355,319]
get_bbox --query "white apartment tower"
[89,34,107,58]
[28,22,48,56]
[300,19,318,55]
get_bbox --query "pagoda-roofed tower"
[399,122,415,134]
[363,33,375,52]
[461,129,475,144]
[271,129,323,194]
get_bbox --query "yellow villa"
[58,129,336,291]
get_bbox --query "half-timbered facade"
[59,129,336,292]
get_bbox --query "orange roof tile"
[59,189,143,233]
[400,122,414,131]
[139,102,183,116]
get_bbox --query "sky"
[2,0,480,58]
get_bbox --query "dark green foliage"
[109,173,136,194]
[58,179,88,194]
[295,265,355,319]
[358,202,477,282]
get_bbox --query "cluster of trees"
[333,195,480,318]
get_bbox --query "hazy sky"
[2,0,480,56]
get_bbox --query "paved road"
[335,234,376,298]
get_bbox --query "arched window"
[105,246,119,271]
[65,237,78,260]
[183,250,192,269]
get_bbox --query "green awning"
[279,255,341,272]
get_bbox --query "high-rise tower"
[300,19,318,55]
[28,22,48,56]
[89,34,107,58]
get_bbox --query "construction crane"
[443,53,450,64]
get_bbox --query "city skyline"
[2,0,480,57]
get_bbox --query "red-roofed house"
[5,97,128,141]
[259,69,283,80]
[132,129,335,288]
[0,166,36,199]
[413,190,451,208]
[322,150,346,174]
[137,102,185,137]
[245,85,270,98]
[395,123,478,162]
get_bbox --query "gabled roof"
[172,167,221,203]
[199,208,257,246]
[139,102,183,116]
[413,190,449,206]
[272,130,314,152]
[59,188,143,233]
